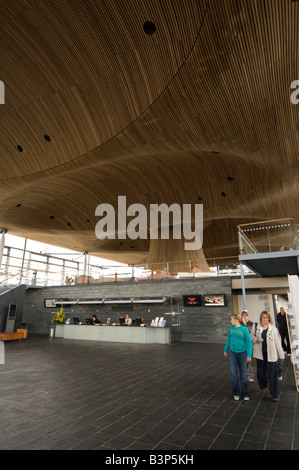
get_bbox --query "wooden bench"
[0,329,28,341]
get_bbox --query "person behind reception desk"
[124,314,132,326]
[91,314,100,325]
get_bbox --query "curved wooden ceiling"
[0,0,298,272]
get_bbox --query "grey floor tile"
[0,335,298,451]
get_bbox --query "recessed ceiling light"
[143,21,156,35]
[50,215,55,219]
[67,222,72,227]
[16,203,22,207]
[227,176,234,181]
[17,145,23,152]
[198,196,203,201]
[44,134,51,142]
[221,192,227,197]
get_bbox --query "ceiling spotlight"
[143,21,156,35]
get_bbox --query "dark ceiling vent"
[143,21,156,35]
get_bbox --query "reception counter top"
[54,324,171,344]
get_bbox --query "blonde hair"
[231,312,245,325]
[259,311,273,324]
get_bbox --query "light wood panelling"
[0,0,298,271]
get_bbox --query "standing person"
[276,307,291,355]
[251,311,284,401]
[224,313,252,401]
[241,310,255,382]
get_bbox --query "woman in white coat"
[251,311,284,401]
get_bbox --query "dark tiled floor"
[0,335,298,451]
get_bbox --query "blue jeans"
[229,350,249,398]
[256,359,278,398]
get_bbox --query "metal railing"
[237,218,298,255]
[0,244,255,287]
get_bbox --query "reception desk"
[54,324,171,344]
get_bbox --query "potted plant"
[49,307,66,337]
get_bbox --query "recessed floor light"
[143,21,156,35]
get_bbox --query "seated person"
[91,314,100,324]
[124,314,132,326]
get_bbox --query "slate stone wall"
[22,277,233,343]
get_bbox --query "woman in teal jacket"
[224,313,252,400]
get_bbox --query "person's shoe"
[243,396,250,401]
[278,376,283,381]
[233,396,240,401]
[271,397,278,402]
[248,378,254,382]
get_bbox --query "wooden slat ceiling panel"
[0,0,298,271]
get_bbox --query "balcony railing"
[0,244,255,287]
[237,218,298,255]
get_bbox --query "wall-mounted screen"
[44,299,72,308]
[183,295,201,307]
[44,299,57,308]
[203,294,226,307]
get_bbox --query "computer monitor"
[73,316,80,325]
[135,318,142,326]
[119,317,125,325]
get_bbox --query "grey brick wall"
[22,277,233,343]
[0,285,26,331]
